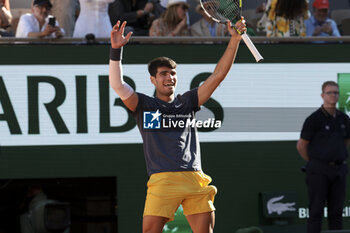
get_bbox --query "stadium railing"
[1,36,350,44]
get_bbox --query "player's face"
[152,66,177,97]
[321,85,339,107]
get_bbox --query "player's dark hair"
[148,57,177,76]
[275,0,308,19]
[322,81,338,92]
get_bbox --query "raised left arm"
[197,20,246,107]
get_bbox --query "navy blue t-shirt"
[132,88,202,176]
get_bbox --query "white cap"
[167,0,189,8]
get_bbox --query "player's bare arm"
[109,21,139,112]
[296,138,310,161]
[197,19,246,107]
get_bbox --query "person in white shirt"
[73,0,113,38]
[15,0,64,38]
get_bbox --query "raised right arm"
[109,21,139,112]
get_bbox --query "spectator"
[149,0,190,36]
[51,0,79,37]
[297,81,350,233]
[190,3,227,37]
[108,0,154,36]
[256,1,267,13]
[305,0,340,37]
[147,0,167,19]
[73,0,113,38]
[256,0,309,37]
[0,0,13,37]
[15,0,64,38]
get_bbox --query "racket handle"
[241,33,264,63]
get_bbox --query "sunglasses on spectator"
[179,4,188,10]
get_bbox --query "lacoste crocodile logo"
[267,195,296,215]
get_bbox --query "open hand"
[111,21,133,49]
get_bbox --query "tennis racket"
[200,0,264,62]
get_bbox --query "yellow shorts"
[143,171,217,221]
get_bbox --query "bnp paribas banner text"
[0,63,349,146]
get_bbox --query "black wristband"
[110,47,123,61]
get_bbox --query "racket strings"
[201,0,241,23]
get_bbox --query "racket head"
[199,0,242,25]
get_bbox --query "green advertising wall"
[0,42,350,233]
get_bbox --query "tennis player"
[109,20,246,233]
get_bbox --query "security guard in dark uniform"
[297,81,350,233]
